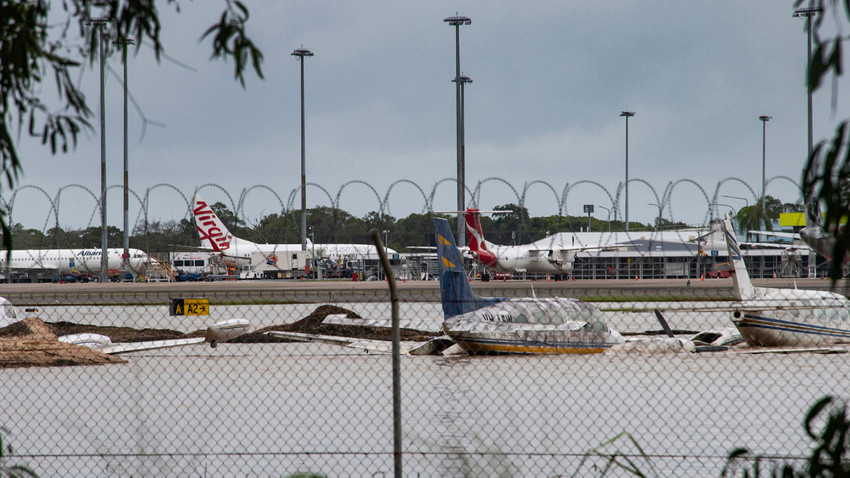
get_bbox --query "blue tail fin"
[434,218,504,318]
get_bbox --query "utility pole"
[759,115,771,230]
[115,37,135,275]
[87,17,110,283]
[793,4,821,278]
[292,47,313,251]
[444,15,471,247]
[620,111,635,232]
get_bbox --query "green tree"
[132,218,196,254]
[4,224,48,249]
[78,225,122,249]
[395,213,437,249]
[0,0,263,253]
[254,213,294,245]
[493,204,530,244]
[307,206,357,245]
[734,195,788,233]
[362,211,396,246]
[209,201,254,241]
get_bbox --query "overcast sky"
[8,1,850,234]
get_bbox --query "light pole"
[87,17,110,283]
[444,15,471,248]
[722,194,749,208]
[308,225,316,279]
[115,37,134,276]
[759,115,771,228]
[292,47,313,252]
[456,74,472,244]
[597,205,612,232]
[794,6,821,163]
[620,111,635,232]
[794,5,821,279]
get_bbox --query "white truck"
[239,250,312,279]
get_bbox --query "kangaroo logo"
[465,209,486,252]
[464,209,498,267]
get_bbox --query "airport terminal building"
[536,222,815,280]
[407,220,820,281]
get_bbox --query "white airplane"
[0,247,148,280]
[435,216,626,354]
[750,200,843,263]
[722,214,850,347]
[797,200,844,262]
[59,318,252,353]
[191,194,398,265]
[464,208,612,279]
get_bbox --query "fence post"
[370,228,402,477]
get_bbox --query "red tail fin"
[464,208,498,268]
[465,209,486,253]
[192,195,233,252]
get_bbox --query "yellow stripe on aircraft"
[442,257,457,268]
[437,234,452,245]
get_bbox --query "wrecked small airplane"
[59,318,251,354]
[723,214,850,347]
[434,217,625,354]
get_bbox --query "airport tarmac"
[3,277,849,305]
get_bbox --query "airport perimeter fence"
[1,283,849,477]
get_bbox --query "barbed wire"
[1,176,803,232]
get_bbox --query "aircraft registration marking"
[169,298,210,316]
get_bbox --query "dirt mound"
[232,304,433,343]
[0,318,124,369]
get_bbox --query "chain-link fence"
[1,280,848,477]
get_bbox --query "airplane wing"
[59,333,205,354]
[59,318,251,354]
[264,330,442,355]
[748,230,800,240]
[738,241,811,251]
[100,338,205,354]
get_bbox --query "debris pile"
[0,318,124,368]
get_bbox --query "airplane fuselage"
[0,248,148,278]
[192,195,396,267]
[731,288,850,347]
[442,297,624,354]
[474,242,574,275]
[799,227,846,262]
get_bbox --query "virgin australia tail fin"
[721,215,756,301]
[435,218,504,318]
[192,194,247,254]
